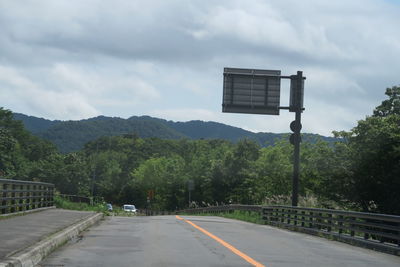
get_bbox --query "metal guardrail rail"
[180,204,263,214]
[0,178,54,215]
[178,204,400,255]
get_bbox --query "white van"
[123,204,137,213]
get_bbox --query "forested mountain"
[2,86,400,215]
[13,113,60,134]
[13,113,336,153]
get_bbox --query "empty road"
[39,215,400,267]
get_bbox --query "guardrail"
[0,178,54,215]
[141,209,176,216]
[178,204,400,255]
[180,204,263,214]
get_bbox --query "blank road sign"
[222,68,281,115]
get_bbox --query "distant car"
[123,204,137,213]
[106,203,113,211]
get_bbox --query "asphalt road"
[39,215,400,267]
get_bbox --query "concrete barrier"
[0,212,103,267]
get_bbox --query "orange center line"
[176,215,265,267]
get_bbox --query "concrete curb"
[0,212,104,267]
[0,207,55,219]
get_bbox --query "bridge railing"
[178,204,400,255]
[0,178,54,215]
[181,204,263,214]
[263,205,400,254]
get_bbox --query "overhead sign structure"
[222,68,281,115]
[222,68,306,207]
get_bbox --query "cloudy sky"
[1,0,399,136]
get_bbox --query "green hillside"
[13,113,337,153]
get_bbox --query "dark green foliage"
[0,108,58,179]
[38,116,186,153]
[373,86,400,117]
[13,113,60,133]
[2,85,399,215]
[332,86,400,214]
[333,116,400,214]
[13,113,338,153]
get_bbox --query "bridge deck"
[0,208,96,260]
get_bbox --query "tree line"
[0,86,399,214]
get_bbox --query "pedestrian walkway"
[0,208,102,266]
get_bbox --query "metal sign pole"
[291,71,303,207]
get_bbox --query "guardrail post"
[32,184,36,209]
[44,184,48,207]
[18,183,23,212]
[25,183,29,210]
[301,211,305,227]
[350,217,355,237]
[274,207,279,222]
[338,215,343,234]
[49,185,54,206]
[1,182,7,214]
[22,183,26,211]
[317,213,322,230]
[262,208,267,223]
[327,213,332,232]
[39,184,43,208]
[364,232,369,240]
[11,183,16,213]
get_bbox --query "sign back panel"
[222,68,281,115]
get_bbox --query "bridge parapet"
[263,205,400,255]
[179,204,400,255]
[0,178,54,215]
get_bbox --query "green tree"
[334,87,400,214]
[217,139,260,204]
[0,107,58,180]
[373,86,400,117]
[254,140,292,200]
[131,155,187,210]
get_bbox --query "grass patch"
[54,196,138,217]
[54,195,108,214]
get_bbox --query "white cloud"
[0,65,36,89]
[0,63,161,120]
[0,0,399,135]
[0,65,99,119]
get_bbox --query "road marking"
[176,215,265,267]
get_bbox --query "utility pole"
[291,71,303,206]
